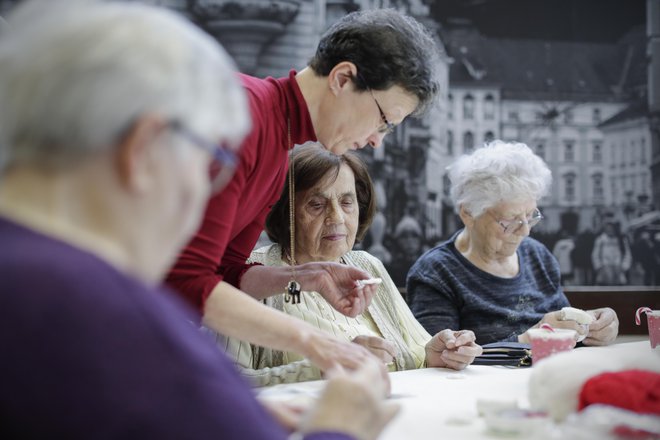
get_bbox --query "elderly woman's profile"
[407,140,619,346]
[216,142,482,385]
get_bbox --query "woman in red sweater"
[167,9,441,374]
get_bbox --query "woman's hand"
[299,355,399,440]
[352,335,397,364]
[297,262,378,318]
[583,307,619,346]
[301,330,389,384]
[425,329,483,370]
[519,310,588,343]
[258,399,305,432]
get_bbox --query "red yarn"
[578,370,660,415]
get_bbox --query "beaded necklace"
[284,117,301,304]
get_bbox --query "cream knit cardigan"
[209,244,431,387]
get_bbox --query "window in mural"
[592,173,604,202]
[592,141,602,163]
[536,141,546,160]
[484,94,495,120]
[447,93,454,120]
[564,172,576,202]
[463,94,474,120]
[463,131,474,154]
[564,140,575,162]
[447,130,454,155]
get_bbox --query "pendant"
[284,280,301,304]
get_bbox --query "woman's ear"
[458,205,474,228]
[115,115,166,193]
[327,61,358,96]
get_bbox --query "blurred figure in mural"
[632,229,659,286]
[591,219,632,286]
[387,215,424,288]
[572,228,596,285]
[552,230,575,285]
[367,178,392,265]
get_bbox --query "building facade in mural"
[1,0,655,286]
[438,8,659,286]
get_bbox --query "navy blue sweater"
[408,231,569,345]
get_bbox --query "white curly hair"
[448,140,552,217]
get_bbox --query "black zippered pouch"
[472,342,532,367]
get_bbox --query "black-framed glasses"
[369,89,396,135]
[168,120,238,193]
[490,208,544,235]
[356,73,396,135]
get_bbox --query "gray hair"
[448,140,552,217]
[0,0,250,173]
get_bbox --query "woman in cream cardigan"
[214,143,482,386]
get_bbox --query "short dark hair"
[266,143,377,255]
[308,9,440,115]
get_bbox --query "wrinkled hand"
[297,262,378,318]
[352,335,397,364]
[425,329,482,370]
[583,307,619,346]
[258,399,304,432]
[519,310,588,343]
[300,355,398,440]
[303,330,382,376]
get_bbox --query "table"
[259,365,532,440]
[258,341,657,440]
[370,366,533,440]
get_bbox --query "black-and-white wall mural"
[2,0,655,287]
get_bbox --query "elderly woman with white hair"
[408,141,618,346]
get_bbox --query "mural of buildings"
[187,0,449,254]
[649,0,660,210]
[440,21,648,235]
[1,0,655,285]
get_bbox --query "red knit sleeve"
[218,208,269,287]
[165,172,249,312]
[165,74,289,312]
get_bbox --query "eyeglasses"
[369,90,396,135]
[168,120,238,193]
[490,208,543,235]
[356,73,396,135]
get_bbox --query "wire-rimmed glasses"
[491,208,544,234]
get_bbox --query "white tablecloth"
[258,341,656,440]
[259,365,532,439]
[374,366,533,439]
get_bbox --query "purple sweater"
[0,217,350,440]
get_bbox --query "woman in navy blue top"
[408,141,619,346]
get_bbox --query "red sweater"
[166,70,316,311]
